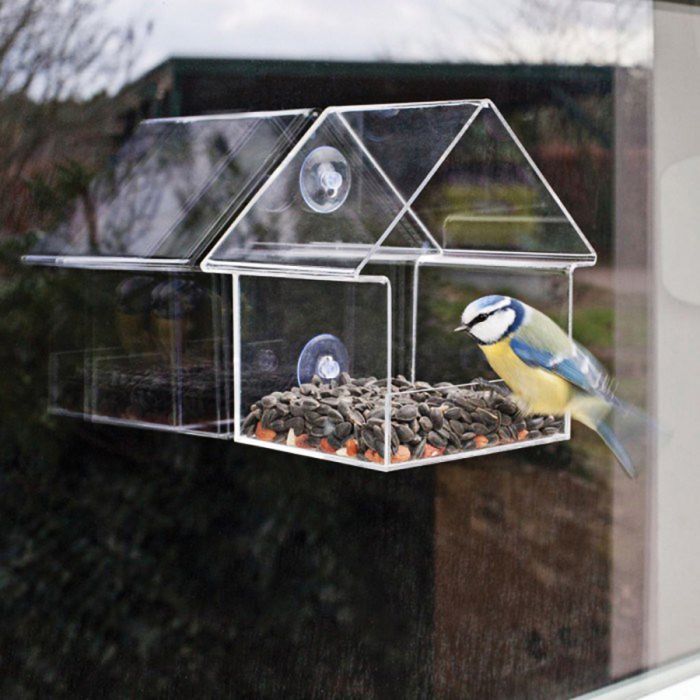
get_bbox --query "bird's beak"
[454,324,469,334]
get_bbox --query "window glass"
[8,1,700,698]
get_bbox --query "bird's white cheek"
[473,310,515,344]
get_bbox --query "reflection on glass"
[412,107,592,255]
[30,112,312,263]
[49,270,232,434]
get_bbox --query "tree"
[442,0,649,66]
[0,0,148,236]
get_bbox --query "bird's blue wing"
[510,335,612,398]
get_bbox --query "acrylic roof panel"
[201,101,481,274]
[202,99,595,275]
[201,107,448,274]
[24,109,313,270]
[409,103,596,260]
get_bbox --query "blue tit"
[455,294,641,477]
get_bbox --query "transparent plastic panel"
[48,270,232,436]
[339,261,571,470]
[236,275,393,467]
[203,99,593,274]
[341,100,482,200]
[28,110,312,266]
[409,262,570,466]
[235,264,572,471]
[203,111,438,273]
[361,262,418,383]
[413,262,571,385]
[410,104,596,259]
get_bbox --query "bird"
[454,294,641,477]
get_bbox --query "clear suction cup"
[299,146,351,213]
[297,333,349,384]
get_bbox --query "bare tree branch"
[0,0,149,236]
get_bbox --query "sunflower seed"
[499,400,518,416]
[428,431,447,448]
[327,434,342,449]
[453,394,475,410]
[242,411,259,430]
[449,419,465,435]
[395,423,414,442]
[419,416,433,433]
[429,408,444,430]
[325,408,343,422]
[335,421,353,439]
[261,395,277,409]
[348,409,366,425]
[444,407,462,421]
[397,404,418,421]
[286,417,305,435]
[446,429,461,448]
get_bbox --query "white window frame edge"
[575,651,700,699]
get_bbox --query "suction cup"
[297,334,349,385]
[299,146,351,213]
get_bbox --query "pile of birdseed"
[93,361,223,425]
[242,373,564,463]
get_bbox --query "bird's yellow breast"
[480,339,573,415]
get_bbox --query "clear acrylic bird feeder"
[201,99,597,470]
[26,99,596,469]
[24,109,314,435]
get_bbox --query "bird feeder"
[24,109,314,436]
[26,99,596,469]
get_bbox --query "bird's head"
[454,295,526,345]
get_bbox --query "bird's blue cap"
[473,294,508,310]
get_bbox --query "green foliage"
[0,236,63,467]
[573,306,614,351]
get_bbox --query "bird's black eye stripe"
[468,312,490,328]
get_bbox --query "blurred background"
[1,0,698,697]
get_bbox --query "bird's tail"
[595,416,637,478]
[571,395,650,478]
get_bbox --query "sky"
[105,0,651,82]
